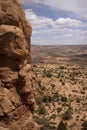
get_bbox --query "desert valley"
[31,45,87,130]
[0,0,87,129]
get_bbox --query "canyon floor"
[31,45,87,130]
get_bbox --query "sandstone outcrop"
[0,0,39,129]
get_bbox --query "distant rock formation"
[0,0,39,129]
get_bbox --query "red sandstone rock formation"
[0,0,39,129]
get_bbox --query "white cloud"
[25,9,54,29]
[21,0,41,4]
[21,0,87,19]
[25,9,87,45]
[42,0,87,19]
[55,18,82,28]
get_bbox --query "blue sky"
[21,0,87,45]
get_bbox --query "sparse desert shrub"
[36,95,53,105]
[38,80,46,90]
[46,71,52,77]
[80,91,85,94]
[74,70,81,76]
[34,117,48,125]
[35,97,42,105]
[69,73,77,85]
[43,68,46,74]
[83,87,86,91]
[59,66,65,69]
[62,108,73,120]
[49,125,56,129]
[43,68,46,77]
[60,73,64,78]
[76,97,81,103]
[38,105,47,115]
[33,64,37,67]
[76,115,79,121]
[36,117,56,130]
[81,120,87,130]
[38,80,41,86]
[50,114,57,119]
[43,68,52,78]
[42,95,52,103]
[59,79,65,85]
[61,96,67,102]
[81,118,84,121]
[69,123,76,128]
[57,73,60,78]
[62,81,65,85]
[40,123,56,130]
[40,127,48,130]
[69,73,75,80]
[52,93,59,102]
[56,121,67,130]
[40,85,46,91]
[57,107,62,113]
[57,70,64,78]
[51,83,55,88]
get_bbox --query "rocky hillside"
[0,0,39,130]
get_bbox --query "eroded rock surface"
[0,0,39,129]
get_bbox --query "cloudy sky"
[21,0,87,45]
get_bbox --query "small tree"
[38,105,47,115]
[82,120,87,130]
[56,121,67,130]
[62,108,73,120]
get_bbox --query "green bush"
[38,80,41,86]
[57,107,62,113]
[42,96,52,103]
[62,108,73,120]
[40,85,46,91]
[35,97,42,105]
[59,66,65,69]
[38,105,47,115]
[59,79,65,85]
[46,71,52,77]
[35,117,48,125]
[50,114,57,119]
[56,121,67,130]
[82,120,87,130]
[36,117,56,130]
[40,123,56,130]
[43,68,52,78]
[61,96,67,102]
[57,72,61,78]
[52,93,59,102]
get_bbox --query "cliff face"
[0,0,39,129]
